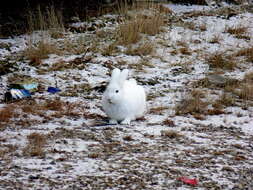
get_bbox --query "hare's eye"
[115,90,119,93]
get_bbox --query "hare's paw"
[109,119,118,124]
[120,118,131,125]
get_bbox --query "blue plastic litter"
[47,87,61,94]
[4,89,31,102]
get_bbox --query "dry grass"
[225,25,248,39]
[102,43,118,56]
[234,47,253,63]
[123,135,134,141]
[0,144,18,159]
[0,105,17,130]
[213,92,235,108]
[125,41,154,56]
[199,23,207,31]
[161,130,183,139]
[48,57,89,72]
[175,90,208,115]
[162,119,175,127]
[128,58,155,71]
[117,20,142,45]
[27,5,65,38]
[207,108,225,115]
[24,6,65,65]
[24,41,60,65]
[193,75,239,89]
[178,47,192,55]
[183,10,212,18]
[171,41,192,56]
[244,71,253,82]
[116,5,166,45]
[0,101,47,129]
[23,132,47,157]
[43,98,82,118]
[209,35,221,44]
[233,73,253,104]
[229,72,253,102]
[182,21,206,31]
[237,84,253,101]
[149,106,168,115]
[183,21,197,31]
[88,152,100,159]
[115,1,172,16]
[64,102,83,118]
[176,40,188,47]
[138,13,165,36]
[212,72,253,109]
[43,98,64,111]
[48,60,68,71]
[61,36,89,55]
[0,106,14,124]
[1,98,83,129]
[206,53,237,70]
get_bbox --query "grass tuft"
[24,41,60,65]
[0,106,14,124]
[102,42,118,56]
[213,92,235,108]
[125,41,154,56]
[175,90,208,115]
[23,133,47,157]
[161,130,183,139]
[206,53,237,70]
[27,5,65,38]
[149,106,168,115]
[234,47,253,63]
[162,119,175,127]
[225,25,248,39]
[24,5,64,65]
[88,152,100,159]
[116,5,166,45]
[43,98,64,111]
[123,135,134,141]
[209,34,221,44]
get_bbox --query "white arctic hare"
[102,68,146,125]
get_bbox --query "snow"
[165,4,211,14]
[1,2,253,190]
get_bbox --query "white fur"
[102,68,146,125]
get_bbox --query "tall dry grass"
[27,5,65,38]
[116,2,167,45]
[24,6,65,65]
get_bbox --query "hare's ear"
[119,69,129,85]
[110,68,121,83]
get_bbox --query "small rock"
[49,160,56,165]
[29,175,40,180]
[207,74,227,86]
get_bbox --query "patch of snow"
[165,4,210,14]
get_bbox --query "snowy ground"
[0,3,253,190]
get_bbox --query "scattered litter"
[9,82,38,92]
[2,84,61,102]
[178,177,198,186]
[4,89,31,102]
[47,87,61,94]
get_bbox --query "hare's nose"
[108,98,113,104]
